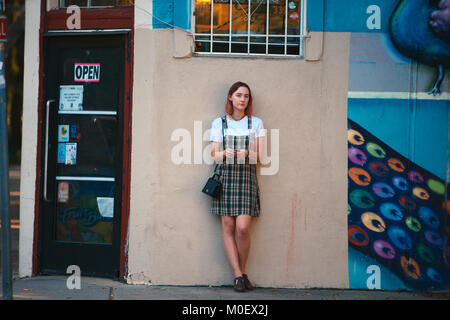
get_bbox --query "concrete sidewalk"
[1,275,449,300]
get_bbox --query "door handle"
[44,99,55,202]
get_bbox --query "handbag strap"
[221,115,227,148]
[222,116,228,130]
[246,116,251,149]
[213,116,227,173]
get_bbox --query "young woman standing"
[209,81,265,292]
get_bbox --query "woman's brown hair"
[225,81,253,116]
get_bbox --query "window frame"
[59,0,133,9]
[192,0,307,58]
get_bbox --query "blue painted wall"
[348,99,448,181]
[152,0,191,30]
[308,0,398,32]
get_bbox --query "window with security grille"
[194,0,306,57]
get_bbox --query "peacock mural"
[389,0,450,95]
[348,0,449,290]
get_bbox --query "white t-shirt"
[210,115,265,142]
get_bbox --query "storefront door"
[39,34,128,278]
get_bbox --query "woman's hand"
[236,149,247,162]
[248,149,257,163]
[225,148,235,159]
[211,142,227,163]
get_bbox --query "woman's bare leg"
[235,215,252,274]
[221,216,242,278]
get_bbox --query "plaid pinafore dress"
[210,116,261,217]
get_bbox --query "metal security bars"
[194,0,306,57]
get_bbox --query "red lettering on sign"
[0,17,7,42]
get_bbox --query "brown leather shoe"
[242,274,254,290]
[233,276,246,292]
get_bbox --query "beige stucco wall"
[127,25,350,288]
[19,0,41,278]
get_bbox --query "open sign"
[74,63,100,82]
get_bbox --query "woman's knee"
[221,216,235,236]
[236,215,251,238]
[236,223,250,238]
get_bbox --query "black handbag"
[202,116,226,198]
[202,167,222,198]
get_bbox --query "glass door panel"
[56,114,117,177]
[56,180,115,244]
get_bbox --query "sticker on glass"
[58,125,69,142]
[289,12,299,20]
[97,197,114,218]
[58,182,69,203]
[59,85,83,111]
[57,143,66,163]
[74,63,100,82]
[70,122,81,140]
[65,143,77,165]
